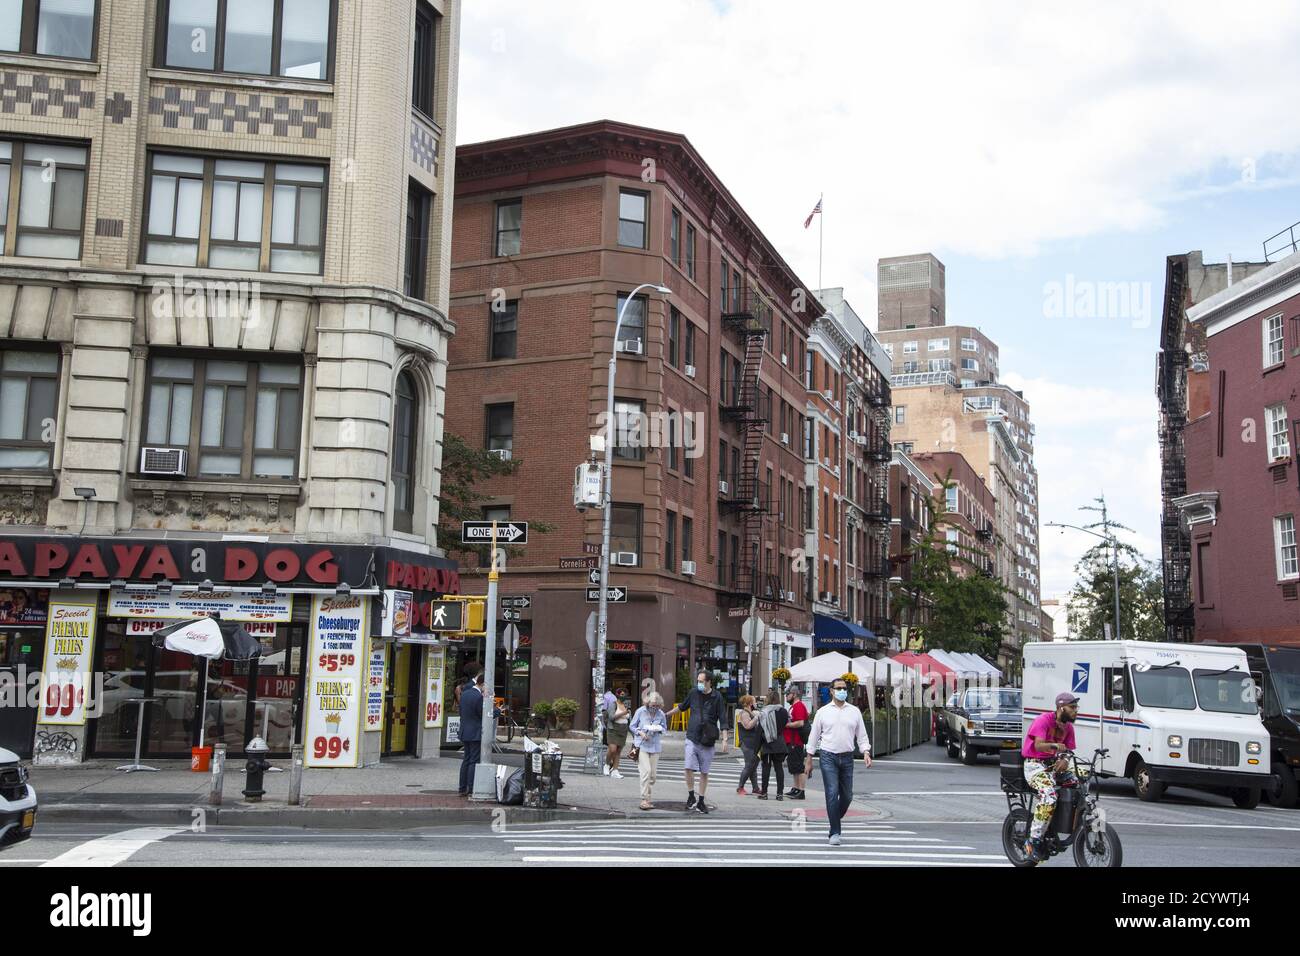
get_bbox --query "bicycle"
[1000,747,1123,868]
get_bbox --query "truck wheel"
[960,735,979,765]
[1001,808,1038,868]
[1133,761,1165,802]
[1229,787,1261,810]
[1266,764,1298,809]
[946,737,959,759]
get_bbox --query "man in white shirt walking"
[805,676,872,846]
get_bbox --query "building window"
[615,292,646,348]
[665,510,677,572]
[404,181,431,300]
[3,0,97,59]
[482,504,510,524]
[159,0,334,79]
[490,300,518,361]
[411,1,438,116]
[1,140,87,259]
[945,486,958,512]
[961,358,979,372]
[494,198,521,257]
[618,189,647,248]
[684,321,695,368]
[0,348,58,469]
[731,268,741,312]
[961,337,978,352]
[614,399,645,462]
[720,258,729,310]
[928,338,950,352]
[486,403,514,455]
[1275,515,1298,580]
[668,411,679,472]
[685,223,696,280]
[894,406,905,425]
[668,307,680,368]
[1267,404,1290,462]
[928,358,952,372]
[611,504,642,564]
[144,153,324,273]
[143,355,301,479]
[683,416,694,479]
[670,207,681,265]
[1265,313,1285,368]
[902,341,918,354]
[392,371,418,533]
[882,343,893,357]
[682,516,693,567]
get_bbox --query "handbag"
[627,745,641,761]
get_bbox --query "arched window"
[393,371,418,533]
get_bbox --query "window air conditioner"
[615,552,638,566]
[685,364,697,378]
[489,448,512,461]
[681,560,697,576]
[617,338,643,355]
[140,447,187,476]
[718,479,730,495]
[781,433,789,445]
[781,353,789,366]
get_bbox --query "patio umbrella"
[151,616,261,748]
[787,651,859,684]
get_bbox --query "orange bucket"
[191,746,213,772]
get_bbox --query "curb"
[38,803,627,829]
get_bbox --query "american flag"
[803,196,822,229]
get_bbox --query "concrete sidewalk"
[28,732,851,828]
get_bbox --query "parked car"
[942,686,1023,764]
[0,746,36,845]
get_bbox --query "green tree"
[435,431,554,563]
[1068,549,1166,642]
[891,474,1009,659]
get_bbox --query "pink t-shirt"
[1022,712,1075,759]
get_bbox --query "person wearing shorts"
[666,671,728,813]
[604,688,631,778]
[783,685,810,799]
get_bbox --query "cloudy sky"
[457,1,1300,599]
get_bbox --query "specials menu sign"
[303,594,367,768]
[107,588,293,623]
[36,598,98,727]
[424,645,446,729]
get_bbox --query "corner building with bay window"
[0,0,465,767]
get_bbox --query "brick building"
[447,121,822,724]
[910,450,996,577]
[889,450,936,644]
[0,0,464,766]
[1177,249,1300,646]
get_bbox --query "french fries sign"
[305,594,367,767]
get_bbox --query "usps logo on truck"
[1072,663,1090,694]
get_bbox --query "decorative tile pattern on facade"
[411,121,439,173]
[95,219,124,238]
[105,91,133,124]
[147,82,333,139]
[0,71,96,117]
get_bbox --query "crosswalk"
[496,817,1008,866]
[614,757,798,786]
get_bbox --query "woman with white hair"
[628,690,668,811]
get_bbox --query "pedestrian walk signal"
[428,600,465,632]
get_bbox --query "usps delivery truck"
[1022,641,1274,808]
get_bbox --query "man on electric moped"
[1021,691,1080,862]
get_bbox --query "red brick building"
[447,121,820,723]
[1178,251,1300,646]
[910,450,995,578]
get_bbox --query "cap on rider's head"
[1055,692,1080,708]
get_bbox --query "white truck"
[1022,641,1274,808]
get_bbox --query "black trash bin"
[524,751,563,808]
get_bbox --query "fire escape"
[719,286,774,599]
[861,374,893,635]
[1157,260,1194,641]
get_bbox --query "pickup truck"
[938,687,1023,764]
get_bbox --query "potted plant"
[531,699,555,736]
[771,667,791,688]
[552,697,579,733]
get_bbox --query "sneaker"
[1024,839,1046,863]
[828,834,842,847]
[776,793,784,801]
[695,800,711,814]
[787,791,805,801]
[755,791,768,800]
[685,793,697,811]
[603,764,611,776]
[610,770,624,779]
[735,787,747,795]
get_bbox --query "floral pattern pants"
[1023,759,1078,840]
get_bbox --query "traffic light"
[463,597,486,634]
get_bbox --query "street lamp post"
[587,282,671,771]
[1046,521,1122,640]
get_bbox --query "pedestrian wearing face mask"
[665,671,728,813]
[806,676,872,846]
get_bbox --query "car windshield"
[1266,649,1300,714]
[1192,669,1257,715]
[965,689,1021,712]
[1132,666,1196,710]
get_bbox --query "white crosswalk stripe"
[496,818,1007,866]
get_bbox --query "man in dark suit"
[458,663,485,796]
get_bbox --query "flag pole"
[818,193,823,292]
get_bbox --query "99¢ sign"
[304,594,367,767]
[37,600,98,727]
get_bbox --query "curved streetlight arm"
[1044,522,1123,640]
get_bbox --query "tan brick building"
[0,0,463,767]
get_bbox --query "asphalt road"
[4,745,1296,867]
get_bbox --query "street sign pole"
[471,522,501,799]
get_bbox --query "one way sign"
[585,587,627,603]
[461,521,528,544]
[588,568,601,585]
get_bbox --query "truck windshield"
[1132,666,1196,710]
[1265,649,1300,713]
[965,689,1021,712]
[1192,669,1257,715]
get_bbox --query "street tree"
[436,432,554,563]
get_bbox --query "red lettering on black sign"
[111,544,145,578]
[139,546,181,580]
[402,564,416,589]
[224,547,258,582]
[264,548,301,583]
[67,544,109,578]
[305,549,339,585]
[0,542,26,576]
[34,542,69,578]
[386,561,402,588]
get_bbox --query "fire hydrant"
[242,736,271,802]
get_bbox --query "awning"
[813,614,876,650]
